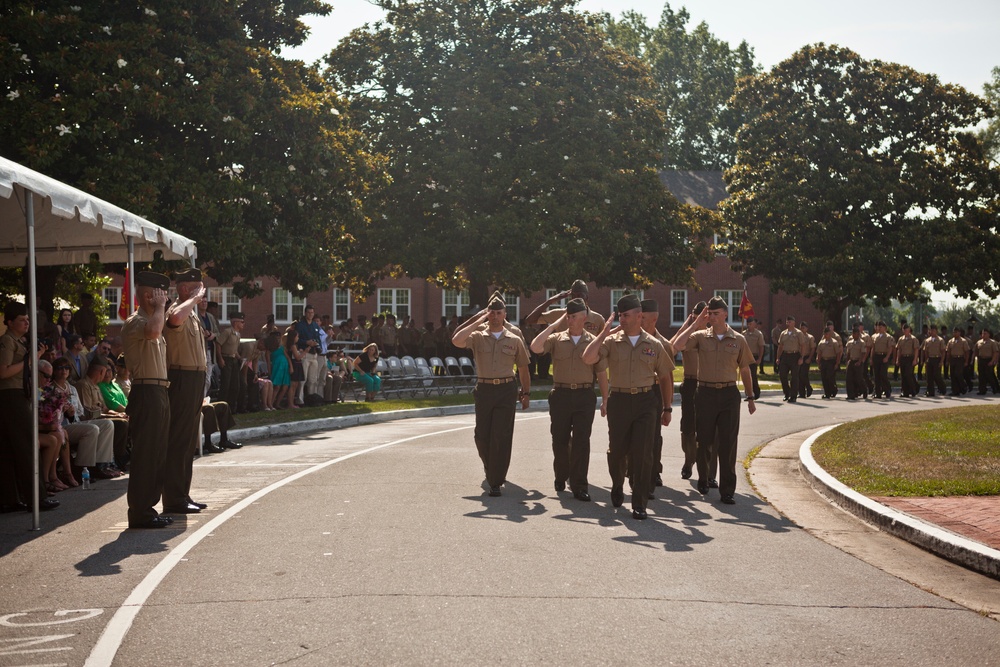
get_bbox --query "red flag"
[738,289,755,320]
[118,268,130,320]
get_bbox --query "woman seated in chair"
[353,343,382,402]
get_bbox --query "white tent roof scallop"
[0,154,197,266]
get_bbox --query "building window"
[713,232,731,256]
[714,289,743,324]
[274,288,306,324]
[497,292,520,323]
[333,288,351,322]
[206,287,241,323]
[610,289,644,314]
[671,290,688,325]
[378,288,410,318]
[103,286,123,323]
[545,288,566,309]
[443,289,470,318]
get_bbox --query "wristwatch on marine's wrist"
[745,396,755,401]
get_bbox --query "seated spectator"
[201,398,242,453]
[353,343,382,402]
[37,360,76,492]
[64,333,89,384]
[87,338,113,365]
[114,354,131,397]
[51,357,121,480]
[324,350,350,403]
[75,356,131,470]
[98,363,129,413]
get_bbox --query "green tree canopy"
[326,0,712,307]
[600,3,760,170]
[0,0,386,300]
[722,44,1000,324]
[980,65,1000,165]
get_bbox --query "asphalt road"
[1,393,999,666]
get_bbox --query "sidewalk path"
[873,496,1000,550]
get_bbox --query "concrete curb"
[799,424,1000,580]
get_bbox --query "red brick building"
[101,172,826,352]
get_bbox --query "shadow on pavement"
[75,528,172,577]
[462,482,547,523]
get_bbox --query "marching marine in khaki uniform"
[797,321,815,398]
[121,272,174,528]
[216,312,245,412]
[946,327,971,396]
[677,302,713,483]
[673,296,756,505]
[525,279,606,336]
[530,298,608,502]
[776,316,806,402]
[975,329,1000,395]
[816,326,843,399]
[895,323,921,398]
[844,326,869,400]
[870,321,896,399]
[583,294,673,520]
[162,268,209,515]
[921,325,947,397]
[453,294,531,497]
[744,318,765,400]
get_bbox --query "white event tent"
[0,154,197,528]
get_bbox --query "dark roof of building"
[659,171,727,209]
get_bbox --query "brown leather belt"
[168,364,205,371]
[133,378,170,387]
[610,386,652,394]
[478,377,515,385]
[552,382,593,390]
[699,381,736,388]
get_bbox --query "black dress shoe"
[610,486,624,507]
[708,479,719,489]
[554,479,566,493]
[187,499,208,509]
[632,509,648,520]
[130,516,173,529]
[35,498,60,511]
[163,503,202,514]
[647,491,655,499]
[488,486,502,497]
[721,495,736,505]
[654,474,663,487]
[202,442,225,454]
[573,490,591,502]
[219,440,243,449]
[681,466,692,480]
[697,481,709,495]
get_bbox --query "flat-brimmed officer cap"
[617,293,641,313]
[640,299,658,313]
[707,296,728,311]
[173,268,203,284]
[566,298,587,315]
[136,271,169,290]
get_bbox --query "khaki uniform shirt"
[777,328,806,354]
[946,337,970,359]
[542,330,606,385]
[76,376,107,413]
[816,337,842,360]
[976,338,999,359]
[654,332,676,380]
[871,332,895,356]
[922,336,945,358]
[896,335,919,357]
[744,329,765,362]
[844,338,867,362]
[460,328,529,378]
[121,309,168,381]
[217,326,242,358]
[598,330,674,389]
[683,327,751,383]
[801,332,816,360]
[381,324,397,347]
[537,307,606,336]
[681,348,699,378]
[164,307,208,370]
[0,331,26,391]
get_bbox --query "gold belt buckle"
[630,387,639,394]
[491,378,501,385]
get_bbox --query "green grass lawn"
[812,406,1000,496]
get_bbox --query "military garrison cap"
[173,268,203,283]
[570,279,589,296]
[136,271,169,290]
[566,298,587,315]
[617,293,641,313]
[707,296,728,311]
[693,301,708,315]
[640,299,658,313]
[487,292,506,311]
